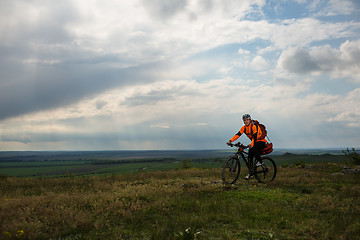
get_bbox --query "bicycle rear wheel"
[254,157,277,183]
[222,156,241,184]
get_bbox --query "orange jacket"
[230,123,267,147]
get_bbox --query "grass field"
[0,158,223,177]
[0,149,349,178]
[0,150,229,177]
[1,161,359,240]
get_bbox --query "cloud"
[150,124,171,129]
[2,75,359,149]
[278,40,360,81]
[0,59,172,120]
[96,100,107,110]
[0,0,272,121]
[251,55,269,70]
[0,0,78,45]
[1,135,32,144]
[315,0,357,16]
[257,46,276,55]
[278,47,320,74]
[327,88,360,127]
[270,18,360,49]
[238,47,251,55]
[140,0,188,20]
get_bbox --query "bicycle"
[222,142,277,184]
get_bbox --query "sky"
[0,0,360,151]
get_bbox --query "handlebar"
[227,142,249,149]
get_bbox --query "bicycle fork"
[228,159,237,173]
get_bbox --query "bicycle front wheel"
[254,157,277,183]
[222,156,241,184]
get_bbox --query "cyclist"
[226,114,267,180]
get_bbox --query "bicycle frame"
[230,143,254,173]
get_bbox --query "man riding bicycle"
[227,114,267,180]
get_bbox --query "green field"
[1,150,359,239]
[0,150,349,178]
[0,158,223,177]
[1,163,359,239]
[0,150,228,177]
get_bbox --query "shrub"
[281,163,290,168]
[293,160,305,168]
[182,159,192,169]
[343,148,360,165]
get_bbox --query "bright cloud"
[251,55,269,70]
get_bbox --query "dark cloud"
[122,85,196,107]
[123,94,174,107]
[0,0,182,121]
[0,0,78,45]
[198,0,214,12]
[141,0,188,20]
[0,1,116,120]
[0,59,166,120]
[96,100,107,110]
[280,42,360,80]
[1,135,32,144]
[280,47,320,74]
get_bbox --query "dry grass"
[1,165,359,239]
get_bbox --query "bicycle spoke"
[222,157,241,184]
[254,157,276,183]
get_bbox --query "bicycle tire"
[254,156,277,183]
[222,156,241,184]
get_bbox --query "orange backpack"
[251,120,273,155]
[262,142,273,155]
[251,120,267,141]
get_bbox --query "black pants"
[248,141,266,165]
